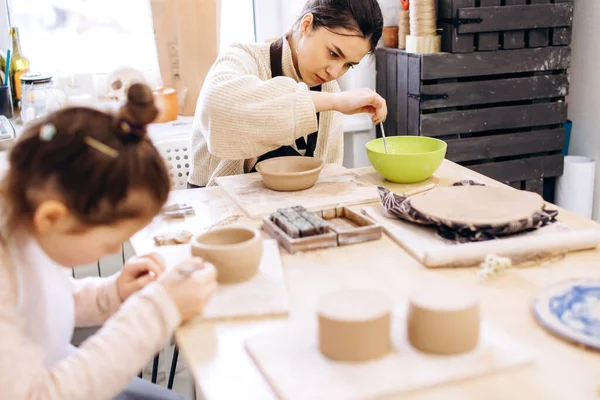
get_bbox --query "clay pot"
[382,26,399,48]
[255,156,324,192]
[318,289,392,362]
[152,87,179,123]
[191,226,262,284]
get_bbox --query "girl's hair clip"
[39,124,57,141]
[117,118,145,138]
[84,137,119,158]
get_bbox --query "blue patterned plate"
[532,279,600,350]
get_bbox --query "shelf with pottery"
[129,152,600,400]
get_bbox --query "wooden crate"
[438,0,573,53]
[375,46,570,197]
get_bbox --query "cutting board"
[362,205,600,268]
[215,164,379,218]
[203,240,290,320]
[245,316,535,400]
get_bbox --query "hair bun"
[116,83,159,139]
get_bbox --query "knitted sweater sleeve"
[197,44,318,160]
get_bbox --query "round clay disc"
[410,186,545,226]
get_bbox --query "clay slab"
[202,240,290,320]
[245,316,535,400]
[216,164,379,218]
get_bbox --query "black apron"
[250,37,321,172]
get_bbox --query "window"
[8,0,159,74]
[6,0,256,76]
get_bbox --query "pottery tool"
[161,203,195,219]
[379,122,388,154]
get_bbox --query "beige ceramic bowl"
[255,156,325,191]
[191,226,263,284]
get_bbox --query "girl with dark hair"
[189,0,387,187]
[0,84,218,399]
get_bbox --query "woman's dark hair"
[0,83,171,234]
[296,0,384,52]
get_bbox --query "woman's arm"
[198,45,319,160]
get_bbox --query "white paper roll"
[555,156,596,218]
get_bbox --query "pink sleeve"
[0,264,182,400]
[71,274,123,327]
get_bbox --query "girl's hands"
[117,253,165,301]
[160,258,218,322]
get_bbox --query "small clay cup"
[255,156,324,192]
[191,226,263,283]
[382,26,399,48]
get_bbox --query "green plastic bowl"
[366,136,447,183]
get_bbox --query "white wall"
[566,0,600,220]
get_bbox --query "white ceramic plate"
[532,279,600,350]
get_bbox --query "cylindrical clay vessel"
[407,284,480,355]
[318,289,392,362]
[191,226,262,284]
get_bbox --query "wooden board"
[386,50,399,138]
[245,318,535,400]
[450,0,476,53]
[420,75,569,110]
[468,154,564,183]
[528,0,551,48]
[551,0,573,45]
[446,128,565,163]
[409,186,545,225]
[407,55,421,136]
[420,47,571,79]
[396,51,409,136]
[203,240,290,320]
[457,3,573,34]
[477,0,501,51]
[502,0,527,50]
[215,164,379,219]
[362,205,600,268]
[420,102,567,137]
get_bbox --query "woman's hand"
[117,253,166,301]
[311,88,387,124]
[160,258,218,322]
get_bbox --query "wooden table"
[130,160,600,400]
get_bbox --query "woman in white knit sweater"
[189,0,387,187]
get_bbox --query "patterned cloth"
[378,181,559,243]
